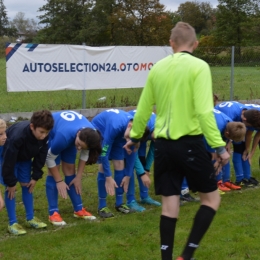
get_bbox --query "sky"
[5,0,219,21]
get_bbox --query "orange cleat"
[49,211,66,226]
[224,181,241,190]
[74,208,96,220]
[217,180,231,192]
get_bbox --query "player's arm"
[248,131,260,164]
[194,64,228,164]
[128,72,155,143]
[243,129,254,160]
[70,150,90,195]
[46,136,70,199]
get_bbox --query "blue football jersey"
[215,101,247,122]
[49,110,94,155]
[213,109,233,137]
[92,109,133,176]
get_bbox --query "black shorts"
[233,142,245,154]
[154,136,217,196]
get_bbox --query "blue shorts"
[97,137,126,164]
[0,160,32,185]
[49,141,77,165]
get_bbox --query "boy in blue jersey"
[45,110,102,225]
[209,109,246,192]
[92,109,149,218]
[215,101,260,187]
[1,110,54,235]
[0,119,7,211]
[126,110,161,212]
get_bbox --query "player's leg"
[154,138,182,260]
[178,136,220,260]
[18,160,47,229]
[62,147,96,220]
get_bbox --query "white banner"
[6,44,172,92]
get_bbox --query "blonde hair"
[0,119,6,130]
[226,122,246,142]
[170,22,197,48]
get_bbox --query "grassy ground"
[0,149,260,260]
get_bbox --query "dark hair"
[30,110,54,130]
[243,109,260,128]
[79,128,102,164]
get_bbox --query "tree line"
[1,0,260,48]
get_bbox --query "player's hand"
[0,193,4,211]
[242,149,249,161]
[6,186,16,200]
[123,140,140,155]
[105,176,118,196]
[141,174,151,188]
[27,180,37,193]
[56,181,69,199]
[217,151,230,166]
[69,175,82,195]
[247,153,253,165]
[120,176,130,193]
[213,160,222,175]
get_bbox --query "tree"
[36,0,92,44]
[0,0,8,36]
[83,0,173,45]
[10,12,41,33]
[214,0,260,48]
[175,1,215,34]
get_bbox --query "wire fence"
[0,45,260,113]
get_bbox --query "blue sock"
[65,175,83,212]
[97,172,107,210]
[232,152,244,182]
[126,172,136,204]
[22,186,34,221]
[242,159,251,180]
[137,174,149,200]
[216,171,222,182]
[5,190,17,225]
[222,162,231,183]
[114,169,124,207]
[46,176,59,216]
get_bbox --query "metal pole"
[230,46,235,101]
[82,42,86,109]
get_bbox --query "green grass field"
[0,153,260,260]
[1,58,260,113]
[1,58,260,259]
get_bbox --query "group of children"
[0,101,259,236]
[213,99,260,193]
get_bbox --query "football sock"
[114,169,124,207]
[242,159,251,179]
[46,176,59,216]
[65,175,83,212]
[22,186,34,221]
[137,173,149,200]
[222,162,231,183]
[232,152,243,182]
[126,172,135,203]
[181,205,216,259]
[160,215,177,260]
[97,172,107,209]
[5,190,17,225]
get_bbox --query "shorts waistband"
[157,134,203,142]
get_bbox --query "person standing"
[124,22,230,260]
